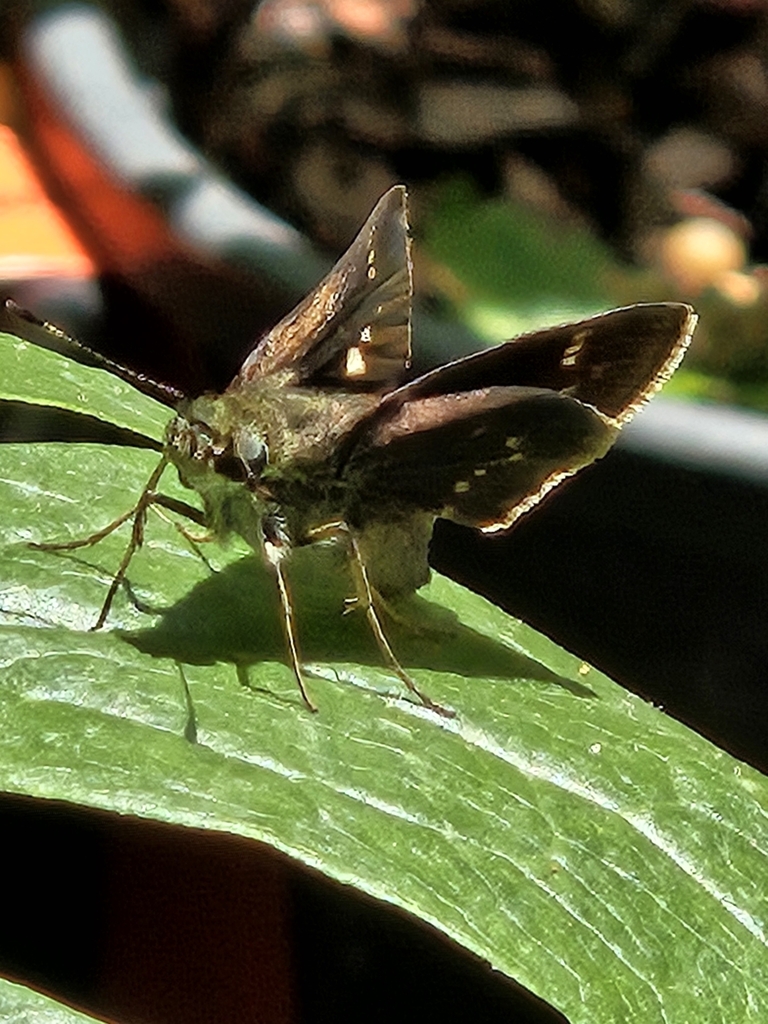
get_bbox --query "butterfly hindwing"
[345,385,617,531]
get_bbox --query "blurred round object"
[254,0,329,50]
[643,127,737,191]
[657,217,747,294]
[703,49,768,146]
[715,268,761,306]
[254,0,416,50]
[324,0,416,47]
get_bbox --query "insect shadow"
[121,544,596,705]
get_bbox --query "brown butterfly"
[3,186,695,715]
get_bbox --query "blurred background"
[1,2,768,1023]
[7,0,768,401]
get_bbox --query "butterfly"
[2,186,695,715]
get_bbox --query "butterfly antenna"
[3,299,186,408]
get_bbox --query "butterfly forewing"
[233,186,412,390]
[395,303,695,423]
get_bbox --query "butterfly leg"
[309,521,454,717]
[31,503,143,553]
[262,515,318,713]
[150,497,218,573]
[30,456,170,629]
[91,458,173,629]
[152,494,208,535]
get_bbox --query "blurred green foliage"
[423,177,768,412]
[421,178,613,340]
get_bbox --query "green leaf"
[0,977,100,1023]
[422,177,614,339]
[0,332,169,439]
[1,332,767,1024]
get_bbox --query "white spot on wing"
[345,347,367,376]
[560,329,589,368]
[454,480,470,493]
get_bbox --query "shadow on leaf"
[124,545,593,697]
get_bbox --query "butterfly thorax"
[224,372,382,469]
[164,376,383,545]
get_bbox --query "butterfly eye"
[234,430,268,482]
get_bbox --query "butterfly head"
[166,402,269,494]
